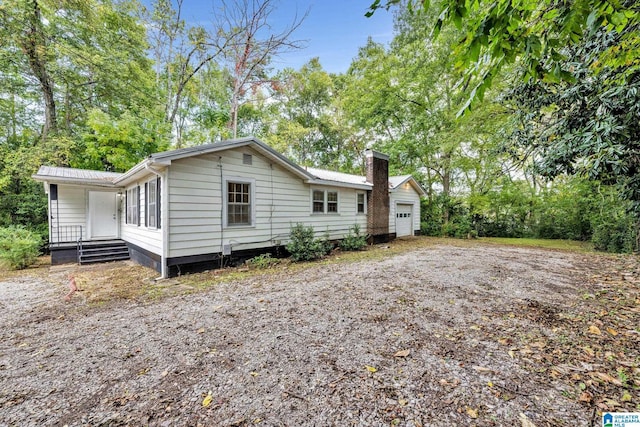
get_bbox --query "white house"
[33,137,426,277]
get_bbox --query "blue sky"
[170,0,395,73]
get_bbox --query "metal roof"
[305,167,370,186]
[33,166,122,186]
[33,139,425,195]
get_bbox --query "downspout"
[218,157,224,268]
[145,163,168,279]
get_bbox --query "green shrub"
[339,224,367,251]
[592,219,636,253]
[0,226,41,270]
[286,223,326,262]
[246,253,280,269]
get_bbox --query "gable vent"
[243,153,252,165]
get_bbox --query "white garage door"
[396,204,413,237]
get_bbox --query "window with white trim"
[146,177,160,229]
[126,186,139,225]
[311,189,339,214]
[227,181,252,226]
[327,191,338,212]
[312,190,325,213]
[357,192,366,214]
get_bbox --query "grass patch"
[478,237,594,253]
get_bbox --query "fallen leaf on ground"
[606,327,618,336]
[393,349,410,357]
[578,391,592,403]
[591,372,623,386]
[588,325,601,335]
[202,392,213,408]
[466,407,478,418]
[365,365,377,373]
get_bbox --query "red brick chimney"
[365,149,390,243]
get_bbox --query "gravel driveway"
[0,241,634,426]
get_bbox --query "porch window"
[146,177,161,229]
[227,181,252,226]
[126,186,139,225]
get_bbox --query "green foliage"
[339,224,367,251]
[592,217,637,253]
[245,253,280,269]
[369,0,639,111]
[77,109,169,172]
[0,226,41,270]
[286,223,327,262]
[507,25,640,216]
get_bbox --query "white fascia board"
[306,178,373,191]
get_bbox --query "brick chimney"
[365,149,390,243]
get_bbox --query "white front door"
[396,204,413,237]
[89,191,118,239]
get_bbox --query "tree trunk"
[21,0,57,140]
[442,152,452,224]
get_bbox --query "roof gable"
[389,175,427,196]
[114,137,315,186]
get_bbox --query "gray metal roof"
[389,175,412,189]
[305,167,370,186]
[33,139,424,195]
[33,166,122,186]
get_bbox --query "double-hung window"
[146,177,161,229]
[126,186,139,225]
[312,190,325,213]
[356,192,366,214]
[311,189,339,214]
[226,180,253,226]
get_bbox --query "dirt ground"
[1,238,638,426]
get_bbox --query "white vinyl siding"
[121,174,163,257]
[47,184,121,243]
[49,185,86,243]
[167,148,367,258]
[389,183,421,236]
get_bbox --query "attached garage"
[395,203,414,237]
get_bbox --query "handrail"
[50,225,83,245]
[77,234,83,264]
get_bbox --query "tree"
[368,0,640,108]
[220,0,306,138]
[145,0,232,146]
[343,7,509,223]
[506,25,640,213]
[270,59,359,170]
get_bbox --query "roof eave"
[307,178,372,190]
[31,174,120,188]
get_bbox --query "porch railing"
[50,225,83,246]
